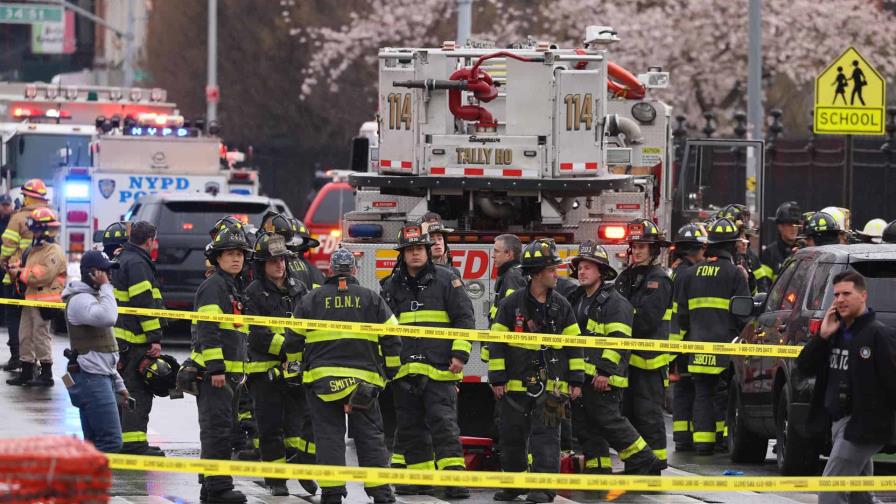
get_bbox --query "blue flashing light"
[348,223,384,239]
[230,188,251,195]
[127,126,194,137]
[177,128,188,137]
[64,179,90,201]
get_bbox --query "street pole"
[747,0,762,226]
[206,0,218,123]
[123,0,135,86]
[456,0,472,46]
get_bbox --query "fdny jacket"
[0,203,42,284]
[746,248,771,293]
[244,274,307,375]
[289,256,325,291]
[760,239,793,281]
[676,250,750,374]
[381,261,475,381]
[18,241,66,301]
[292,275,402,402]
[615,264,673,370]
[488,288,585,394]
[489,260,528,322]
[567,283,634,388]
[191,269,248,375]
[669,258,699,343]
[112,242,164,345]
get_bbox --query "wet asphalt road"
[0,326,893,503]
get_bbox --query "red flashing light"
[182,222,194,231]
[809,318,822,337]
[67,211,89,223]
[598,223,628,241]
[13,107,35,118]
[230,171,252,180]
[69,232,85,243]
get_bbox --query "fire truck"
[338,28,689,437]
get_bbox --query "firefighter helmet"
[140,354,180,397]
[419,212,454,235]
[27,207,61,232]
[103,221,129,247]
[805,211,843,237]
[209,215,245,239]
[774,201,802,224]
[627,219,670,246]
[882,220,896,244]
[262,212,295,241]
[394,224,433,251]
[206,226,253,258]
[569,240,617,281]
[520,238,564,275]
[706,218,741,244]
[21,179,48,201]
[674,223,708,245]
[820,206,849,231]
[330,246,356,274]
[287,217,320,251]
[253,232,291,262]
[857,218,887,243]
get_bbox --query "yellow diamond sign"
[814,47,886,135]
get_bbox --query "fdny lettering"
[455,147,512,166]
[329,377,357,392]
[118,176,191,203]
[324,295,362,309]
[693,354,717,366]
[830,348,849,370]
[695,265,720,277]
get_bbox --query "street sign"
[0,3,63,24]
[814,47,886,135]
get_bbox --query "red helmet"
[21,179,48,201]
[28,207,61,230]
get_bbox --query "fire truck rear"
[340,28,674,436]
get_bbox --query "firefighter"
[261,213,318,291]
[192,226,252,504]
[286,217,325,289]
[761,201,802,279]
[0,178,49,373]
[482,234,527,362]
[720,204,769,293]
[102,222,130,258]
[567,241,663,476]
[419,212,461,277]
[668,224,707,452]
[854,218,887,244]
[488,238,584,504]
[243,232,316,496]
[614,219,672,467]
[676,218,751,455]
[111,221,165,456]
[380,224,475,498]
[292,247,401,504]
[804,211,848,247]
[5,208,66,387]
[883,219,896,244]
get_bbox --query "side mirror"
[730,296,758,317]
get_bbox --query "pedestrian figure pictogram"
[850,60,867,106]
[832,66,848,105]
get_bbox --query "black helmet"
[253,232,291,262]
[206,226,253,258]
[706,218,741,244]
[287,217,320,251]
[805,211,843,236]
[102,221,129,256]
[262,212,295,242]
[394,224,433,251]
[209,215,245,239]
[520,238,563,275]
[882,220,896,244]
[140,354,180,397]
[569,240,617,281]
[419,212,454,236]
[674,223,708,246]
[330,246,356,274]
[774,201,802,225]
[627,219,670,246]
[719,204,752,230]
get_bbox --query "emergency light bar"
[125,126,195,137]
[13,107,72,119]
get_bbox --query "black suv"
[121,193,291,310]
[727,244,896,475]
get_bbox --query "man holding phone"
[61,250,129,452]
[797,271,896,504]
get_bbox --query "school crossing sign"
[814,47,886,135]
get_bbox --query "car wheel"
[775,385,820,475]
[728,382,769,463]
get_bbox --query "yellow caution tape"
[0,298,800,358]
[106,454,896,492]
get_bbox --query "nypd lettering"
[113,176,192,203]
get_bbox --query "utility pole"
[123,0,135,86]
[206,0,218,123]
[456,0,472,46]
[746,0,762,223]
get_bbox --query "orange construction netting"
[0,436,110,503]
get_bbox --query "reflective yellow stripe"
[669,331,684,342]
[653,448,668,461]
[286,351,302,362]
[121,431,147,443]
[391,453,406,466]
[268,334,285,356]
[198,304,223,314]
[716,420,727,433]
[316,383,358,402]
[397,310,450,324]
[673,420,692,432]
[452,340,472,354]
[305,330,378,344]
[284,436,304,450]
[489,305,498,318]
[618,437,647,460]
[480,345,490,362]
[629,353,668,370]
[491,323,510,332]
[239,410,253,421]
[407,460,436,470]
[693,431,716,443]
[600,456,612,468]
[151,288,162,300]
[384,315,399,326]
[128,280,153,298]
[489,358,505,371]
[587,319,633,337]
[662,308,673,321]
[140,318,161,332]
[188,351,244,372]
[395,361,461,381]
[688,364,726,374]
[608,375,628,388]
[506,379,568,393]
[602,349,622,364]
[0,246,15,255]
[562,323,580,336]
[2,229,20,241]
[436,457,465,470]
[319,480,345,488]
[569,357,586,372]
[202,348,224,361]
[585,458,599,469]
[113,327,147,344]
[113,289,130,302]
[303,366,385,388]
[246,361,279,374]
[509,342,542,350]
[755,264,774,281]
[688,297,730,310]
[385,355,401,368]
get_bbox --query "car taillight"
[598,223,628,242]
[151,247,159,262]
[809,318,822,337]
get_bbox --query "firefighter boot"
[525,491,555,503]
[442,467,470,500]
[204,489,247,504]
[31,361,54,387]
[3,356,21,372]
[266,480,289,497]
[494,489,528,501]
[6,361,34,386]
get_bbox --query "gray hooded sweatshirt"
[61,280,126,392]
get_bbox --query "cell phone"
[126,396,137,412]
